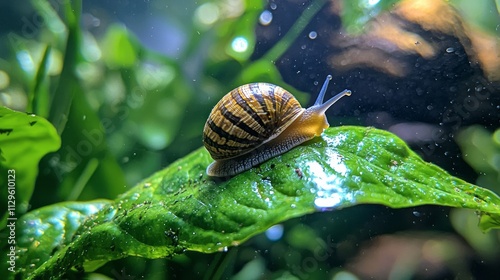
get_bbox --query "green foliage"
[101,25,138,68]
[456,126,500,192]
[13,126,500,279]
[0,107,61,219]
[341,0,401,34]
[1,0,499,278]
[455,126,500,232]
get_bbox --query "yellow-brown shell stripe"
[203,83,302,160]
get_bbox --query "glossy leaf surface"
[16,126,500,279]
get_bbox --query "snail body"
[203,75,351,177]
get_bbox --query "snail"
[203,75,351,177]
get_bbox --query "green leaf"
[14,126,500,279]
[341,0,401,34]
[0,106,61,219]
[28,45,51,116]
[11,200,111,276]
[48,0,82,134]
[101,25,138,68]
[456,126,500,191]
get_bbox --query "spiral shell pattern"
[203,83,304,160]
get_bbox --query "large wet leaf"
[13,200,111,274]
[13,126,500,279]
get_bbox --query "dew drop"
[446,47,455,53]
[259,10,273,26]
[270,3,277,10]
[314,196,341,209]
[308,31,318,39]
[265,224,284,241]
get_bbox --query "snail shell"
[203,75,351,177]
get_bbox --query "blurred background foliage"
[0,0,499,278]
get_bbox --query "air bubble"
[265,224,284,241]
[446,47,455,53]
[308,31,317,39]
[259,10,273,26]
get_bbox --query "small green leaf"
[102,25,138,68]
[15,126,500,279]
[0,106,61,218]
[341,0,401,34]
[479,212,500,232]
[456,126,500,191]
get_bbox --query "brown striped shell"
[203,76,351,177]
[203,83,304,160]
